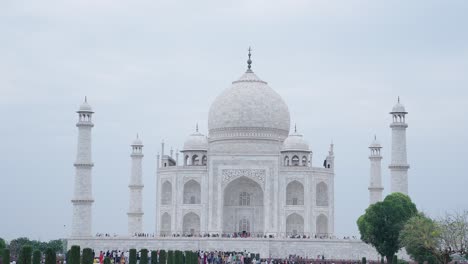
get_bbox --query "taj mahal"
[68,50,410,259]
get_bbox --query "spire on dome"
[294,123,297,133]
[398,96,400,103]
[246,47,253,73]
[196,123,199,133]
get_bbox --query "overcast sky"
[1,0,467,242]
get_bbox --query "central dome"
[208,71,291,141]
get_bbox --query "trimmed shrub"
[19,246,33,264]
[362,257,366,264]
[129,249,137,264]
[392,255,398,264]
[69,246,80,264]
[33,250,41,264]
[104,257,111,264]
[174,251,183,264]
[159,250,166,264]
[183,252,191,264]
[140,249,149,264]
[45,248,56,264]
[167,251,174,264]
[151,251,158,264]
[82,248,94,264]
[3,249,11,264]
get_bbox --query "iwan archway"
[223,176,264,235]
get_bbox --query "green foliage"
[0,238,6,256]
[69,245,80,264]
[151,251,158,264]
[357,193,418,261]
[361,257,366,264]
[174,251,183,264]
[2,249,10,264]
[159,250,166,264]
[19,246,33,264]
[82,248,94,264]
[129,249,137,264]
[32,250,41,264]
[400,214,439,264]
[7,238,63,256]
[392,255,397,264]
[140,249,149,264]
[45,248,56,264]
[167,251,174,264]
[104,257,111,264]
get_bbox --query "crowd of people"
[78,249,380,264]
[99,233,358,241]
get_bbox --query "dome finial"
[294,123,297,133]
[374,134,377,140]
[196,123,199,132]
[85,96,87,103]
[398,96,400,103]
[247,46,253,72]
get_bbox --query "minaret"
[71,97,94,237]
[128,134,144,235]
[325,142,335,170]
[389,97,410,195]
[369,136,383,205]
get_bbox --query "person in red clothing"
[99,251,103,264]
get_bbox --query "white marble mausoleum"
[68,50,411,259]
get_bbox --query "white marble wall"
[390,122,410,195]
[67,237,408,260]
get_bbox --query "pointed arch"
[182,212,200,235]
[286,213,304,236]
[183,180,201,204]
[316,214,328,236]
[292,155,300,166]
[160,212,171,236]
[316,182,328,206]
[286,180,304,205]
[161,181,172,205]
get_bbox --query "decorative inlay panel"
[221,169,265,186]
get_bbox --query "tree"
[32,250,41,264]
[104,257,111,264]
[69,246,80,264]
[400,214,440,264]
[140,249,149,264]
[19,246,33,264]
[392,255,397,264]
[82,248,94,264]
[174,251,183,264]
[357,193,418,262]
[167,251,174,264]
[2,249,10,264]
[151,250,158,264]
[159,250,166,264]
[0,238,6,256]
[46,240,64,254]
[362,257,366,264]
[45,248,56,264]
[9,238,31,257]
[129,249,137,264]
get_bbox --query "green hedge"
[167,251,174,264]
[19,246,33,264]
[174,251,183,264]
[140,249,149,264]
[32,250,41,264]
[159,250,166,264]
[104,257,111,264]
[69,246,80,264]
[362,257,366,264]
[151,250,158,264]
[82,248,93,264]
[129,249,137,264]
[392,255,398,264]
[3,249,10,264]
[45,248,56,264]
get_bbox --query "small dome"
[183,130,208,151]
[282,132,310,152]
[369,136,381,148]
[208,71,290,141]
[391,97,407,113]
[78,97,93,112]
[132,135,143,146]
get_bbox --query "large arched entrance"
[223,176,264,235]
[182,212,200,235]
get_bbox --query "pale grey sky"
[1,0,467,241]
